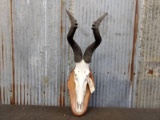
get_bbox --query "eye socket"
[85,78,88,82]
[75,77,78,81]
[86,74,89,78]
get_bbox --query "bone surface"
[74,60,90,112]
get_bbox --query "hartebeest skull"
[66,10,107,116]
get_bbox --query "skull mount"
[66,10,107,116]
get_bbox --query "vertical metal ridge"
[137,0,146,108]
[0,32,2,104]
[115,0,120,106]
[0,29,4,104]
[108,0,114,107]
[0,31,3,105]
[44,0,48,106]
[10,0,15,105]
[129,0,139,108]
[59,0,65,107]
[107,0,113,107]
[130,0,139,83]
[38,1,42,106]
[24,16,27,105]
[27,2,30,105]
[32,1,36,105]
[59,0,63,107]
[63,0,70,106]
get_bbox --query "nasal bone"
[77,90,85,103]
[77,94,84,107]
[77,99,83,105]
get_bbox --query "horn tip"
[104,12,108,16]
[66,9,70,15]
[102,12,108,19]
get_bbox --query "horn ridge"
[83,13,107,63]
[66,10,83,62]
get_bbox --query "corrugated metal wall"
[135,0,160,108]
[0,0,160,108]
[0,0,61,106]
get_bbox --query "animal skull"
[74,60,90,112]
[66,10,107,116]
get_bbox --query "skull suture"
[66,10,107,116]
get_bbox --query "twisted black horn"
[83,13,107,63]
[66,10,83,62]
